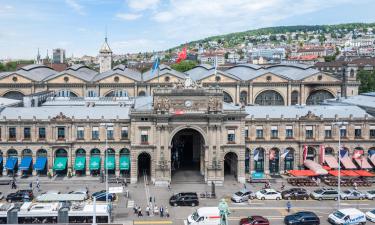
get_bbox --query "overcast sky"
[0,0,374,59]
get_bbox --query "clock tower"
[99,36,112,73]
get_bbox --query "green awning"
[104,156,115,170]
[120,156,130,170]
[53,157,67,171]
[74,156,86,170]
[89,156,101,170]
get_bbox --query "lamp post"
[92,192,110,225]
[332,121,348,210]
[100,123,113,222]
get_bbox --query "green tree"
[171,60,197,72]
[357,70,375,93]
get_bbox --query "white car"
[365,190,375,200]
[366,209,375,222]
[255,189,281,200]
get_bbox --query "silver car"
[340,189,366,200]
[365,190,375,200]
[231,189,254,203]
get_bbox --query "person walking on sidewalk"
[146,205,150,216]
[287,201,291,213]
[160,205,164,218]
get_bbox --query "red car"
[239,216,269,225]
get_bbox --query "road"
[0,175,374,225]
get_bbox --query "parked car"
[365,190,375,200]
[92,190,115,201]
[282,188,309,200]
[284,211,320,225]
[340,189,366,200]
[69,188,88,199]
[255,189,281,200]
[310,188,338,201]
[240,216,270,225]
[328,208,366,225]
[169,192,199,207]
[6,190,33,202]
[231,189,255,203]
[365,209,375,222]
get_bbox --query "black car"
[284,211,320,225]
[169,192,199,207]
[91,190,116,201]
[6,189,33,202]
[282,188,309,200]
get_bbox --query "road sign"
[109,186,123,193]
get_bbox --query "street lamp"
[332,121,348,210]
[100,122,113,222]
[92,192,110,225]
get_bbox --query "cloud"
[127,0,159,11]
[65,0,85,15]
[116,13,142,21]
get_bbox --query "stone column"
[236,84,240,104]
[287,83,291,106]
[86,153,90,176]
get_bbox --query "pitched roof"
[43,64,98,82]
[13,64,58,81]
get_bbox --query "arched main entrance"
[306,90,334,105]
[269,148,280,175]
[138,152,151,179]
[224,152,238,180]
[170,128,205,182]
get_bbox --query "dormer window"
[164,76,170,82]
[266,76,272,81]
[64,76,69,83]
[12,76,18,82]
[215,76,221,82]
[114,76,119,82]
[317,75,323,80]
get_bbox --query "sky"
[0,0,375,59]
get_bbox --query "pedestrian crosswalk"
[127,200,135,208]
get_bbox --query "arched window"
[138,91,146,97]
[269,148,280,174]
[223,92,233,103]
[291,91,299,105]
[306,147,316,161]
[76,148,86,157]
[22,149,33,157]
[56,89,77,97]
[3,91,25,100]
[254,148,264,172]
[350,69,355,78]
[91,148,100,156]
[7,149,18,157]
[306,90,334,105]
[105,148,115,156]
[325,147,334,155]
[55,148,67,157]
[240,91,247,104]
[37,149,47,157]
[284,148,294,171]
[106,90,128,97]
[254,90,284,106]
[120,148,130,156]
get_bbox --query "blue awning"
[34,157,47,171]
[5,157,18,170]
[19,157,32,171]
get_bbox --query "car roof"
[251,215,268,221]
[339,208,364,214]
[296,211,317,216]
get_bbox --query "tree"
[171,60,197,72]
[357,70,375,93]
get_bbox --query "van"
[169,192,199,207]
[328,208,366,225]
[186,207,220,225]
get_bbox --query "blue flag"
[151,57,159,74]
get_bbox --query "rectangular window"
[244,127,249,139]
[271,126,278,138]
[256,126,263,139]
[107,126,114,140]
[370,126,375,138]
[24,127,31,139]
[9,127,16,139]
[340,126,347,138]
[141,130,148,144]
[92,126,99,140]
[57,127,65,139]
[77,126,84,140]
[285,125,293,138]
[39,127,46,139]
[227,129,235,143]
[305,126,313,139]
[354,126,361,138]
[325,126,332,138]
[121,127,128,139]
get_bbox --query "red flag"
[176,47,187,63]
[319,145,325,164]
[302,145,308,162]
[269,149,275,161]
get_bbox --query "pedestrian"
[153,196,156,204]
[168,182,171,191]
[29,182,33,190]
[165,207,169,218]
[243,183,247,190]
[281,182,285,190]
[146,205,150,216]
[154,204,159,216]
[354,182,358,190]
[149,196,152,203]
[137,207,142,217]
[133,204,138,214]
[160,205,164,218]
[287,201,291,213]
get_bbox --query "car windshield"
[343,190,351,194]
[333,211,345,219]
[293,213,304,219]
[260,190,267,194]
[371,209,375,214]
[192,211,200,221]
[368,190,375,194]
[314,189,323,194]
[235,192,243,196]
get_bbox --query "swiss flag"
[174,109,184,115]
[302,145,308,162]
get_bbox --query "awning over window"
[368,155,375,167]
[53,157,67,171]
[104,156,115,170]
[19,157,32,171]
[89,156,101,170]
[120,156,130,170]
[324,155,339,169]
[74,157,86,170]
[355,170,374,177]
[288,170,316,177]
[303,160,328,175]
[354,157,373,169]
[34,157,47,171]
[340,156,357,169]
[5,157,18,170]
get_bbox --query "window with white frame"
[92,126,99,140]
[256,126,263,138]
[244,126,249,139]
[141,130,149,143]
[340,125,347,138]
[121,127,128,139]
[285,125,293,138]
[227,129,235,142]
[305,126,313,138]
[355,125,362,138]
[271,126,278,138]
[370,125,375,138]
[106,126,114,139]
[77,126,84,140]
[324,125,332,138]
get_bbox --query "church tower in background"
[99,35,112,73]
